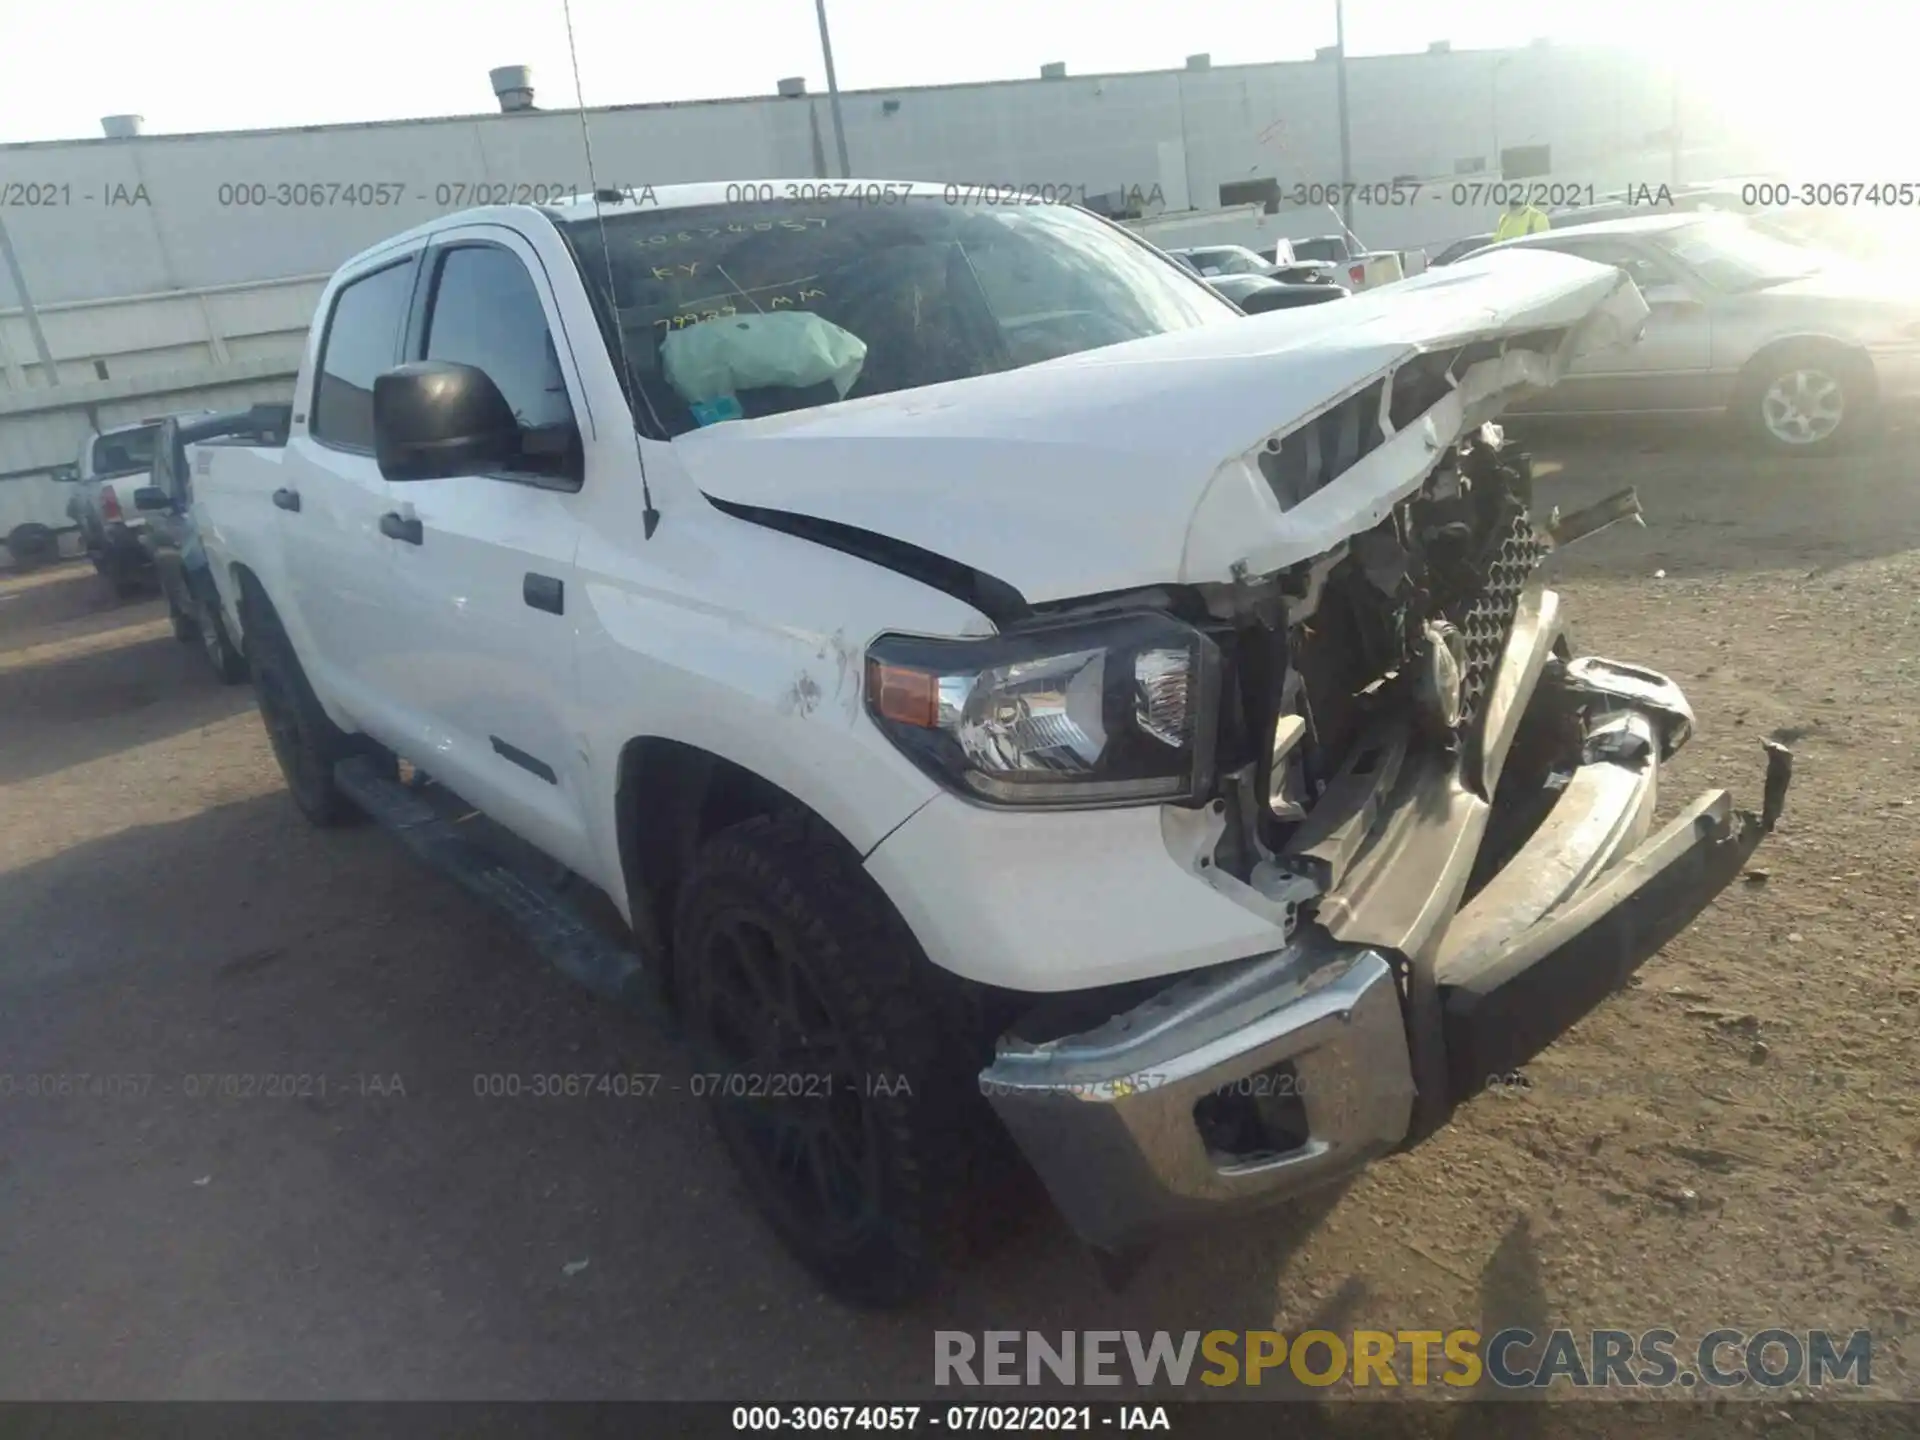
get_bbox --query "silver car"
[1466,213,1920,453]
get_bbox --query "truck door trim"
[490,736,560,785]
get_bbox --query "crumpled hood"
[675,249,1646,608]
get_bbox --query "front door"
[370,228,596,876]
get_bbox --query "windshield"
[563,198,1234,438]
[1292,237,1348,264]
[1653,217,1824,292]
[89,425,158,478]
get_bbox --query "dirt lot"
[1,422,1916,1409]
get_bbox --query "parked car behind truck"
[1465,212,1920,453]
[191,182,1788,1307]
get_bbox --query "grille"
[1457,513,1548,726]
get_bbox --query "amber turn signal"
[868,660,939,728]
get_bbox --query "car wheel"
[104,555,148,598]
[6,524,55,571]
[241,587,386,825]
[671,811,1002,1308]
[1743,345,1872,456]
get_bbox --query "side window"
[312,260,416,450]
[422,245,577,477]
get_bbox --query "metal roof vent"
[1428,40,1452,53]
[101,115,145,138]
[1186,54,1212,70]
[1040,62,1067,80]
[489,66,536,112]
[777,76,807,97]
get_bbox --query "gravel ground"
[1,420,1915,1412]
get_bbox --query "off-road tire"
[240,587,387,825]
[671,811,1003,1308]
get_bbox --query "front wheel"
[1742,346,1873,456]
[671,812,1000,1308]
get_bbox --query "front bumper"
[980,608,1789,1253]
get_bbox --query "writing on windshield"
[563,198,1233,437]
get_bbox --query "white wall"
[0,43,1740,477]
[0,44,1716,312]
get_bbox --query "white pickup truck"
[69,419,173,594]
[192,181,1789,1307]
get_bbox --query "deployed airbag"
[662,312,868,414]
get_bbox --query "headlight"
[865,612,1221,808]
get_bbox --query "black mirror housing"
[133,486,172,512]
[373,361,521,482]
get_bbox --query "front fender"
[569,497,993,922]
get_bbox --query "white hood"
[674,249,1646,606]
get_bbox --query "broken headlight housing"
[865,613,1220,808]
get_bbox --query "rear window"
[89,426,158,478]
[1293,238,1348,264]
[563,198,1233,438]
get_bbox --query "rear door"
[275,252,421,731]
[369,226,596,875]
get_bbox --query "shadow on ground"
[0,794,1348,1399]
[1511,416,1920,581]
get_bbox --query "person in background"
[1494,197,1551,241]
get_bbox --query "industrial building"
[0,41,1741,554]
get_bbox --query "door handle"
[272,488,301,512]
[379,511,423,545]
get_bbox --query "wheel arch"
[614,735,887,1006]
[1735,331,1878,404]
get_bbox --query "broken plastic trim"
[1543,487,1645,550]
[702,494,1032,627]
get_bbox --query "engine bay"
[1208,423,1550,863]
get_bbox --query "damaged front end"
[979,423,1791,1256]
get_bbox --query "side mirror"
[373,361,520,482]
[133,487,172,512]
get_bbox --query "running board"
[333,756,662,1022]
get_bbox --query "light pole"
[814,0,852,179]
[0,212,58,386]
[1334,0,1354,232]
[1491,55,1511,175]
[1668,66,1682,185]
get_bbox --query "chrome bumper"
[982,941,1416,1254]
[981,598,1789,1254]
